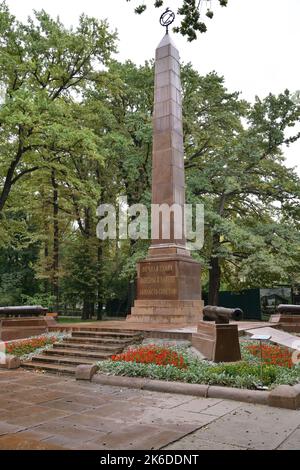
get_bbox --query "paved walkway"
[0,370,300,450]
[247,326,300,350]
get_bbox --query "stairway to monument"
[22,329,143,376]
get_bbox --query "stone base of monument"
[269,314,300,333]
[192,321,241,362]
[0,317,50,341]
[128,253,203,325]
[128,299,204,325]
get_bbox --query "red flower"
[246,343,293,368]
[111,345,187,369]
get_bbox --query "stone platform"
[49,319,273,342]
[128,299,204,325]
[270,313,300,333]
[0,317,50,341]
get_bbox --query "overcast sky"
[5,0,300,173]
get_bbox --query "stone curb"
[75,364,98,381]
[92,374,300,409]
[0,355,21,370]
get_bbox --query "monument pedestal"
[128,248,203,325]
[270,313,300,333]
[192,321,241,362]
[128,300,203,325]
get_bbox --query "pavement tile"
[41,398,94,413]
[91,401,145,422]
[126,392,195,409]
[0,405,52,422]
[202,400,244,417]
[59,413,138,433]
[57,393,109,408]
[35,421,105,443]
[182,404,300,450]
[165,436,247,450]
[130,407,218,435]
[277,427,300,450]
[173,398,224,413]
[90,424,190,450]
[5,408,73,427]
[0,422,25,436]
[175,399,243,417]
[0,399,29,412]
[0,433,66,450]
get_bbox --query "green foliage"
[127,0,228,41]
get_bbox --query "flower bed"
[4,332,68,360]
[97,342,300,390]
[246,343,293,368]
[111,345,187,369]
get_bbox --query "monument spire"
[127,11,203,325]
[150,22,186,251]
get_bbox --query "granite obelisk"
[128,28,203,325]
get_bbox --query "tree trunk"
[81,206,95,320]
[97,241,103,320]
[51,170,59,312]
[82,296,94,320]
[208,233,221,306]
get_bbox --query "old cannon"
[203,305,243,324]
[0,305,48,318]
[192,305,243,362]
[276,304,300,315]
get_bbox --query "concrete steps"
[44,348,112,360]
[22,329,142,376]
[52,342,124,353]
[65,336,135,346]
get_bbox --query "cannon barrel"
[0,305,48,317]
[277,304,300,315]
[203,305,243,324]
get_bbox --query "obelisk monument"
[128,10,203,324]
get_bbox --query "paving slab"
[89,424,190,450]
[58,413,129,433]
[247,326,300,349]
[165,437,247,450]
[165,404,300,450]
[5,408,73,428]
[34,421,105,444]
[0,433,66,450]
[174,398,242,416]
[40,398,93,413]
[277,427,300,450]
[0,422,25,436]
[125,391,195,409]
[132,406,218,431]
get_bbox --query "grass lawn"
[57,317,99,323]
